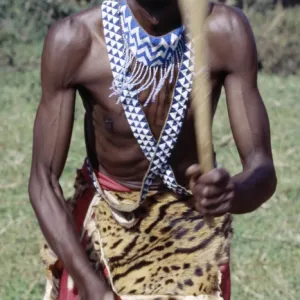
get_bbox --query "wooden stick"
[179,0,214,172]
[179,0,215,225]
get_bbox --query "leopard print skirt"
[41,170,232,300]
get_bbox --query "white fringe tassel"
[111,39,185,107]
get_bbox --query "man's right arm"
[28,19,109,299]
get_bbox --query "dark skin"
[28,0,277,299]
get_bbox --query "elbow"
[240,158,277,213]
[28,171,37,204]
[266,164,277,200]
[28,164,62,205]
[28,165,54,208]
[256,162,277,208]
[28,169,43,209]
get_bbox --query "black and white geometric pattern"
[102,1,194,202]
[120,0,184,67]
[102,1,126,79]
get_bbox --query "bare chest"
[75,36,224,139]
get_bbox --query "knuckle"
[213,171,223,183]
[201,197,209,206]
[192,184,201,195]
[203,186,210,197]
[198,174,206,184]
[221,202,230,213]
[216,195,224,205]
[186,165,201,178]
[227,190,235,200]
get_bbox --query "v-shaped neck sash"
[101,0,195,210]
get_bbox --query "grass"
[0,60,299,299]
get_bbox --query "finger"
[186,164,202,190]
[194,200,208,215]
[201,191,234,208]
[202,182,235,198]
[186,164,202,179]
[191,182,205,197]
[205,200,231,217]
[199,168,230,186]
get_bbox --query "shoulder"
[42,5,104,86]
[207,3,254,43]
[207,3,257,71]
[43,5,104,58]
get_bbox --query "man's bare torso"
[54,2,241,190]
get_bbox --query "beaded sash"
[102,0,194,209]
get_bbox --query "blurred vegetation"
[222,0,300,10]
[249,8,300,75]
[0,0,103,67]
[0,0,300,75]
[0,0,103,44]
[224,0,300,75]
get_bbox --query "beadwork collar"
[120,0,184,67]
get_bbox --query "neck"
[126,0,182,36]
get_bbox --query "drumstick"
[179,0,215,225]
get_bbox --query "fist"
[186,165,235,217]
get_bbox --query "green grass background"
[0,48,299,299]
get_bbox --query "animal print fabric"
[87,191,232,299]
[41,169,232,300]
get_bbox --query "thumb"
[186,164,202,190]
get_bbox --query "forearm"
[230,161,277,214]
[28,170,104,291]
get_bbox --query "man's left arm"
[222,9,276,214]
[187,9,277,216]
